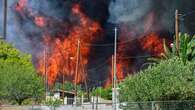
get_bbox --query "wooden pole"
[44,47,48,100]
[74,39,80,105]
[62,75,65,104]
[175,10,180,54]
[3,0,7,40]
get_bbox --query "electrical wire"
[82,37,138,47]
[180,10,195,18]
[117,55,159,59]
[87,58,110,71]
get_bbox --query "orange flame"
[14,0,167,87]
[140,33,164,56]
[105,32,165,87]
[38,4,102,86]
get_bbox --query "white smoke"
[108,0,152,24]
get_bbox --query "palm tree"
[179,33,195,64]
[148,33,195,64]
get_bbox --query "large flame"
[15,1,102,86]
[15,0,169,87]
[38,4,102,85]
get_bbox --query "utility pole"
[74,39,80,105]
[113,27,118,110]
[44,46,48,101]
[175,10,180,54]
[2,0,7,39]
[62,75,65,104]
[112,55,114,88]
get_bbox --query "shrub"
[120,57,195,102]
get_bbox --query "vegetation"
[119,57,195,102]
[46,99,62,110]
[91,86,112,100]
[54,81,76,92]
[150,33,195,64]
[0,40,44,105]
[179,33,195,63]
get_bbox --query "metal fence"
[1,100,195,110]
[120,100,195,110]
[0,104,113,110]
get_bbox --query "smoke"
[0,0,194,55]
[108,0,195,34]
[108,0,152,23]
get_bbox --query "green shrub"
[91,86,112,100]
[120,57,195,102]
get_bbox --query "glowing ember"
[15,0,27,12]
[34,16,46,27]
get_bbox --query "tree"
[179,33,195,64]
[149,33,195,64]
[120,57,195,102]
[0,40,44,105]
[91,87,112,100]
[54,81,75,92]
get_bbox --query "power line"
[117,55,159,59]
[82,38,137,47]
[87,58,110,71]
[180,10,195,18]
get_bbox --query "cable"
[87,58,110,71]
[117,55,159,59]
[180,10,195,18]
[82,37,137,47]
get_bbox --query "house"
[48,89,76,105]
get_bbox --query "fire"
[37,4,102,85]
[105,32,165,87]
[14,1,102,86]
[15,0,27,12]
[140,33,164,56]
[14,0,168,87]
[34,16,46,27]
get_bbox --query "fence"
[120,100,195,110]
[0,97,113,110]
[0,104,113,110]
[1,100,195,110]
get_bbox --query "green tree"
[0,40,44,105]
[179,33,195,64]
[120,57,195,102]
[91,87,112,100]
[149,33,195,64]
[54,81,75,92]
[54,81,83,97]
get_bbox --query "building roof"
[52,89,75,95]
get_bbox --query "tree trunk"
[16,99,24,105]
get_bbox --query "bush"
[91,86,112,100]
[120,57,195,102]
[46,99,62,110]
